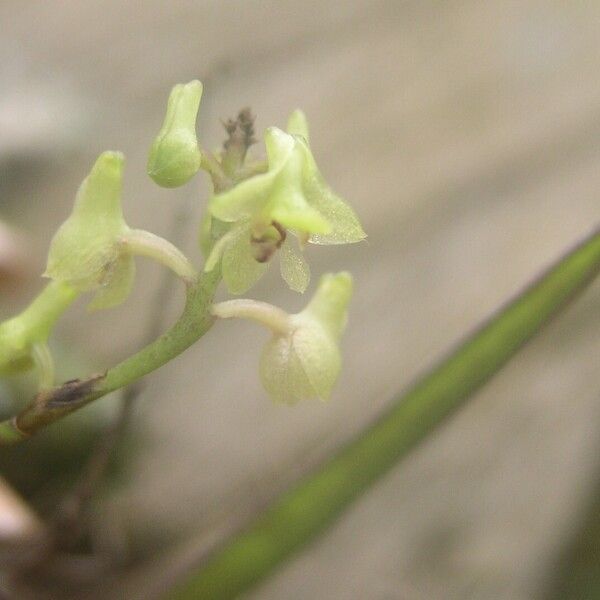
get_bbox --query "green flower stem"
[0,281,79,376]
[200,149,230,193]
[170,226,600,600]
[0,269,221,444]
[212,300,292,335]
[122,229,198,284]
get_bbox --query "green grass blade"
[171,226,600,600]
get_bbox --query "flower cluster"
[0,79,364,403]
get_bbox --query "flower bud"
[147,80,202,188]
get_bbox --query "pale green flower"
[45,151,196,311]
[212,272,353,404]
[147,80,203,188]
[205,113,365,295]
[260,272,352,403]
[45,151,133,310]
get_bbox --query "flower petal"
[262,143,330,235]
[280,237,310,293]
[222,225,268,294]
[302,271,353,340]
[208,128,295,224]
[264,126,296,170]
[269,196,331,235]
[295,140,366,244]
[204,222,242,273]
[259,321,340,404]
[209,170,274,223]
[292,321,341,400]
[306,184,366,245]
[286,109,310,143]
[87,254,135,311]
[259,334,315,404]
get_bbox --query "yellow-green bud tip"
[94,150,124,176]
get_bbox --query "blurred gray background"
[1,2,600,599]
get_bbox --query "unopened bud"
[147,80,202,188]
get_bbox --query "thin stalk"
[51,193,199,551]
[212,300,292,335]
[0,268,221,443]
[200,149,230,193]
[170,226,600,600]
[122,229,197,284]
[0,281,78,374]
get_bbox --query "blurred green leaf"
[172,226,600,600]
